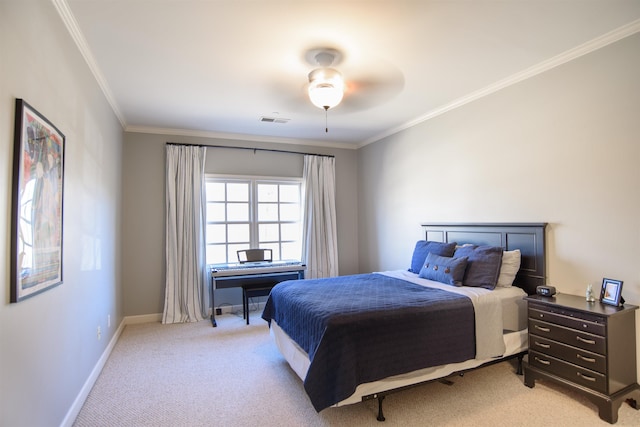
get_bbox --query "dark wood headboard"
[421,223,547,295]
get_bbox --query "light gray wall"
[358,33,640,373]
[0,1,124,426]
[121,133,358,316]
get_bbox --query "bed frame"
[364,222,547,421]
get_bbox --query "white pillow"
[496,249,521,288]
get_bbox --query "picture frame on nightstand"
[600,278,623,306]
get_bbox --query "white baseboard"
[216,300,266,314]
[125,312,163,324]
[216,303,242,314]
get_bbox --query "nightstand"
[524,293,640,424]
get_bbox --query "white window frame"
[205,174,302,265]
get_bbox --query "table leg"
[210,273,217,327]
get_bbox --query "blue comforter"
[261,273,475,411]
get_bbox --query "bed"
[262,222,547,421]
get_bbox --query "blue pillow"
[419,253,468,286]
[409,241,457,273]
[453,245,504,289]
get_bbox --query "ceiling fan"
[267,46,404,132]
[301,47,405,132]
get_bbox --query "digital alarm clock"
[536,285,557,297]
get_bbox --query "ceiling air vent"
[260,116,290,124]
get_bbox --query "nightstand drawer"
[529,350,607,393]
[529,334,606,373]
[529,319,605,354]
[528,307,605,336]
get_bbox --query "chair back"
[237,248,273,263]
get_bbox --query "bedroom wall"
[0,1,124,426]
[121,132,358,316]
[358,33,640,375]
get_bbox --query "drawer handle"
[576,354,596,363]
[576,336,596,345]
[577,372,597,382]
[534,341,551,349]
[534,325,551,333]
[534,357,551,366]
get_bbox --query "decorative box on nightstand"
[523,293,640,424]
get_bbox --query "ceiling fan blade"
[317,52,404,112]
[338,72,405,112]
[264,77,318,116]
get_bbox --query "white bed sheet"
[269,271,528,407]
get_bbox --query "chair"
[237,249,273,324]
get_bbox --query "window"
[205,176,302,264]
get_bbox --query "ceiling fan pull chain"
[324,106,329,133]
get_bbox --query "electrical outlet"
[107,315,111,328]
[97,326,101,340]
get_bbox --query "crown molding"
[359,18,640,148]
[125,125,358,150]
[52,0,127,129]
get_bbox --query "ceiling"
[58,0,640,148]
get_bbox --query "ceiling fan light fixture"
[308,68,344,110]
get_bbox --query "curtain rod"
[166,142,335,158]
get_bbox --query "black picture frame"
[10,99,65,303]
[599,278,623,307]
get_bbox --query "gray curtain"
[302,155,338,278]
[162,144,208,323]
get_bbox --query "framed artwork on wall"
[10,99,65,303]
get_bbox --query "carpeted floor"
[73,311,639,426]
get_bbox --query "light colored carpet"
[73,312,640,426]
